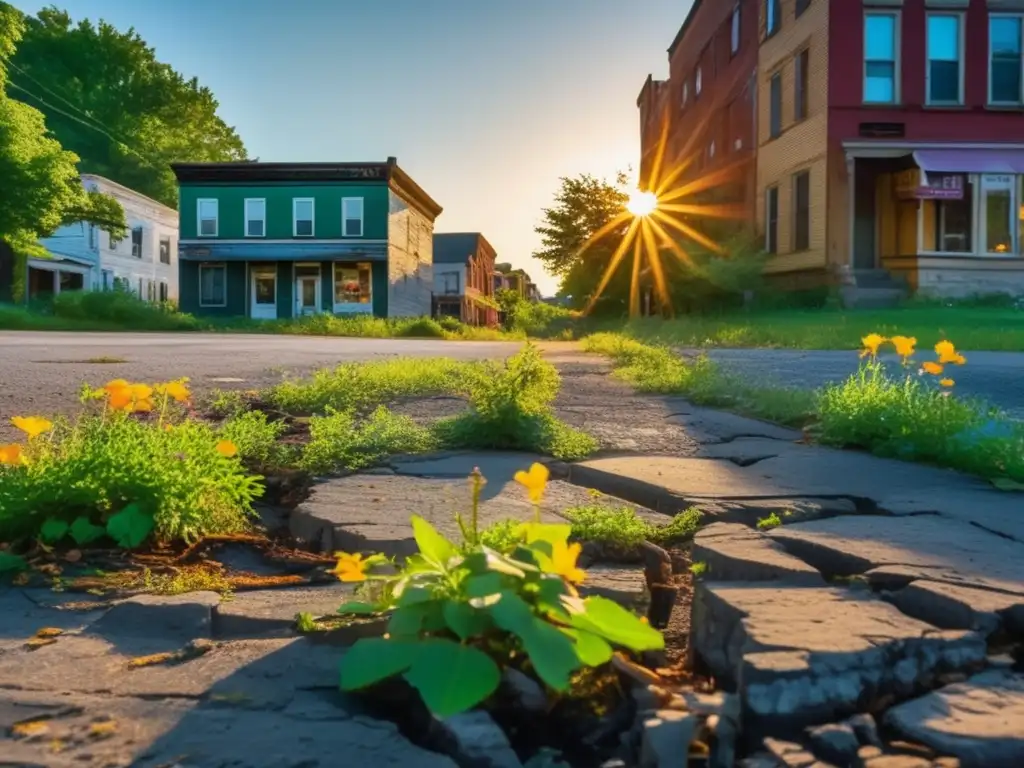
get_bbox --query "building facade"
[30,174,179,302]
[172,159,442,319]
[432,233,498,326]
[756,0,1024,298]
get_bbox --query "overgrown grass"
[564,505,703,549]
[582,333,815,427]
[299,407,438,475]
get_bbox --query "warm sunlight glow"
[626,189,658,217]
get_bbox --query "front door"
[251,269,277,320]
[297,275,320,316]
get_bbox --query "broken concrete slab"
[212,583,357,639]
[90,591,221,643]
[0,589,108,651]
[690,524,825,585]
[767,515,1024,598]
[886,580,1024,638]
[884,670,1024,768]
[579,564,647,606]
[690,583,987,733]
[877,487,1024,543]
[389,450,548,480]
[665,406,803,445]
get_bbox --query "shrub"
[51,290,198,330]
[217,410,291,470]
[395,318,447,339]
[563,505,702,551]
[299,406,438,475]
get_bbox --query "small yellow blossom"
[163,423,174,432]
[0,443,23,466]
[891,335,917,361]
[157,380,191,403]
[331,552,369,582]
[514,462,549,504]
[550,540,586,585]
[935,340,966,365]
[921,361,943,376]
[940,378,955,387]
[215,440,238,458]
[860,333,886,358]
[11,416,52,439]
[103,379,130,394]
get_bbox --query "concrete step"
[840,286,907,309]
[849,269,907,289]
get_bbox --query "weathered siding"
[386,190,433,317]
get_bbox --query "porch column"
[52,270,60,295]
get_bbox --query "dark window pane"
[794,172,810,251]
[929,60,961,102]
[796,0,810,17]
[992,58,1022,103]
[770,74,781,137]
[766,188,779,254]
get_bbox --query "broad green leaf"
[339,638,420,691]
[0,552,27,573]
[388,602,445,638]
[105,503,155,549]
[465,572,506,599]
[463,549,527,578]
[410,515,458,566]
[39,518,69,544]
[571,597,664,652]
[69,516,106,546]
[404,638,500,716]
[522,523,571,550]
[510,545,541,568]
[560,627,614,667]
[337,601,380,615]
[443,601,491,640]
[490,592,580,691]
[396,586,435,607]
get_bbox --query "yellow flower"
[163,423,174,432]
[215,440,238,458]
[514,462,549,504]
[0,443,24,466]
[891,335,917,360]
[921,361,944,376]
[103,379,130,394]
[550,540,586,585]
[859,333,886,358]
[157,380,191,403]
[940,378,955,387]
[331,552,369,582]
[106,382,155,413]
[935,340,966,365]
[11,416,53,439]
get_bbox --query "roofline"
[667,0,704,57]
[80,174,178,217]
[637,73,654,107]
[433,232,497,263]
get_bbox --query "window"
[138,278,143,297]
[933,193,972,253]
[159,281,168,303]
[147,280,155,302]
[245,198,266,237]
[197,199,218,237]
[159,236,172,265]
[769,72,782,138]
[990,16,1023,105]
[981,175,1016,254]
[708,140,716,159]
[342,197,364,237]
[766,0,780,37]
[864,13,898,104]
[682,81,689,107]
[109,232,122,251]
[765,186,779,254]
[793,171,810,251]
[442,272,460,294]
[293,198,315,237]
[927,14,963,104]
[695,66,703,97]
[88,225,96,250]
[131,226,144,258]
[795,48,810,121]
[731,6,741,55]
[199,264,227,307]
[796,0,811,17]
[333,263,372,305]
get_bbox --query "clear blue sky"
[13,0,686,294]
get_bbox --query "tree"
[8,6,247,208]
[0,3,126,300]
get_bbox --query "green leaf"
[404,638,500,716]
[105,503,155,549]
[443,601,491,640]
[0,552,27,573]
[560,628,614,667]
[388,601,445,638]
[522,523,571,550]
[489,592,580,691]
[465,572,506,599]
[69,516,106,546]
[396,585,435,607]
[571,596,665,652]
[463,549,529,578]
[339,638,421,691]
[410,515,458,567]
[39,518,69,544]
[337,601,380,616]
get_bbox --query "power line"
[7,60,111,138]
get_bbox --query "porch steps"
[840,269,908,309]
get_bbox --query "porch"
[26,257,92,302]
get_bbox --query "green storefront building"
[171,159,443,320]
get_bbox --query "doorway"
[250,267,277,320]
[296,275,320,316]
[852,159,879,269]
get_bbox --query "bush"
[563,505,702,552]
[51,290,198,330]
[395,318,447,339]
[299,406,438,475]
[217,410,292,470]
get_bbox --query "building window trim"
[765,0,781,38]
[332,261,373,312]
[863,10,901,105]
[731,5,741,55]
[769,71,782,139]
[989,14,1024,106]
[342,197,365,238]
[795,48,810,122]
[197,198,218,238]
[198,263,228,308]
[293,197,315,238]
[925,12,966,106]
[159,236,172,265]
[796,0,811,18]
[245,198,267,238]
[131,226,144,259]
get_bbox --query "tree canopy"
[7,5,247,208]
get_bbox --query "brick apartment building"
[640,0,1024,300]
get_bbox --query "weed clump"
[299,406,437,475]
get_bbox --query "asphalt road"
[695,348,1024,419]
[0,332,522,438]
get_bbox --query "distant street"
[693,348,1024,419]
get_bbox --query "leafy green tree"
[8,5,247,208]
[0,3,126,300]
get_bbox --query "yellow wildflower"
[935,340,966,365]
[163,424,174,432]
[940,378,955,387]
[157,380,191,403]
[0,443,23,466]
[11,416,52,439]
[550,540,586,585]
[891,335,917,361]
[103,379,130,394]
[331,552,369,582]
[514,462,549,504]
[215,440,238,458]
[921,361,943,376]
[860,333,886,358]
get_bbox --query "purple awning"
[914,149,1024,174]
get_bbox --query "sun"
[626,189,658,217]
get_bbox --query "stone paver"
[690,523,824,585]
[213,583,357,639]
[887,580,1024,637]
[884,670,1024,768]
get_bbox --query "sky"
[13,0,686,295]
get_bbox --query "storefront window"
[934,195,972,253]
[334,263,372,305]
[981,175,1016,254]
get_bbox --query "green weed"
[299,406,438,475]
[756,512,782,530]
[217,410,292,470]
[563,505,702,551]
